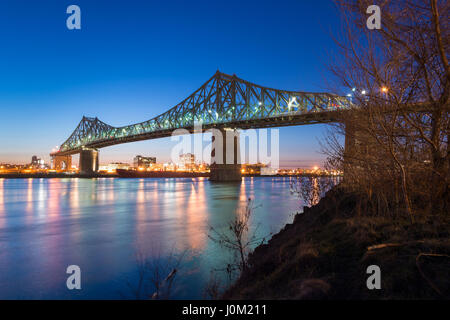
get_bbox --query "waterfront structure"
[31,156,45,169]
[179,153,195,171]
[99,162,130,173]
[53,154,72,171]
[242,163,268,175]
[133,155,156,168]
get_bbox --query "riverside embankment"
[224,187,450,299]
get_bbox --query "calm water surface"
[0,177,315,299]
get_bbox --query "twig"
[416,253,450,296]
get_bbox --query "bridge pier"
[79,148,99,174]
[343,119,373,181]
[210,128,242,182]
[52,155,72,171]
[343,120,358,180]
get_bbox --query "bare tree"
[203,272,224,300]
[148,248,186,300]
[126,247,187,300]
[208,198,270,275]
[290,176,336,208]
[323,0,449,219]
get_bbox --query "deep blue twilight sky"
[0,0,343,168]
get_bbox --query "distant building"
[163,162,177,171]
[99,162,130,172]
[179,153,195,170]
[31,155,46,169]
[242,163,267,175]
[133,155,156,168]
[261,167,278,176]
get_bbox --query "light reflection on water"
[0,177,336,299]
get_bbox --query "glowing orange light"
[381,87,388,93]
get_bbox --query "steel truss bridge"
[52,71,350,157]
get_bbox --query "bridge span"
[51,71,350,180]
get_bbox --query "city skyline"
[0,0,342,168]
[1,149,326,170]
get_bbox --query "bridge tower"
[52,155,72,171]
[210,128,242,182]
[79,147,99,174]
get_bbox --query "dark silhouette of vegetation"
[208,198,269,275]
[224,187,450,299]
[322,0,449,221]
[125,247,187,300]
[206,198,272,298]
[203,272,224,300]
[290,176,338,209]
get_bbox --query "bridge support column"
[343,120,358,180]
[52,155,72,171]
[210,128,241,182]
[343,119,372,181]
[79,148,99,174]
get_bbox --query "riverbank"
[0,173,341,179]
[0,173,117,179]
[224,187,450,299]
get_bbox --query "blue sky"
[0,0,343,168]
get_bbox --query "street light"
[381,86,388,100]
[361,90,366,95]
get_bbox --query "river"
[0,177,337,299]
